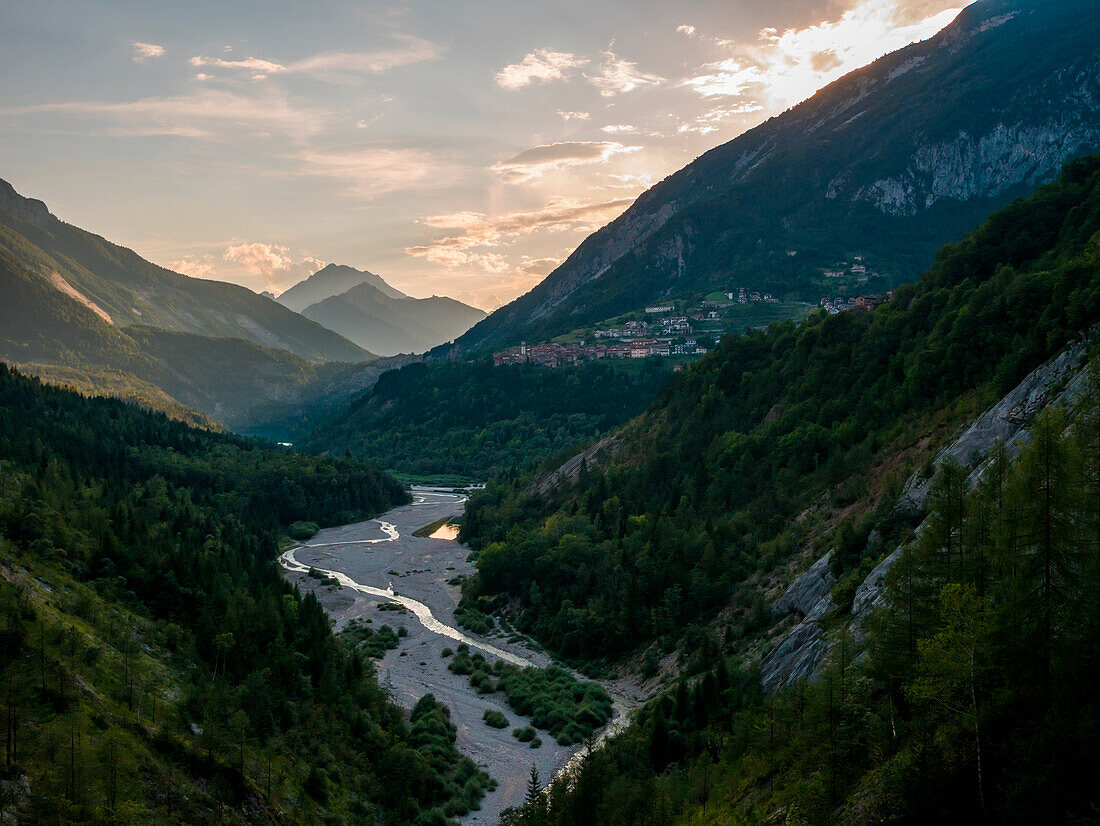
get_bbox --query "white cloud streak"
[2,87,328,140]
[586,46,664,97]
[490,140,641,183]
[406,197,634,269]
[294,146,463,199]
[495,49,588,90]
[132,42,165,61]
[188,35,441,84]
[683,0,961,107]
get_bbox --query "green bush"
[513,726,536,742]
[289,520,320,540]
[483,709,508,729]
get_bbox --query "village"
[493,280,891,368]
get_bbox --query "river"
[280,487,640,823]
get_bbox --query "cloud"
[587,47,664,97]
[557,110,591,121]
[132,42,165,62]
[490,140,641,183]
[677,102,765,135]
[188,35,440,84]
[406,197,635,271]
[517,256,562,276]
[495,49,588,90]
[2,87,327,140]
[190,55,284,74]
[223,242,293,278]
[221,243,324,289]
[683,0,961,107]
[676,25,697,37]
[168,254,216,279]
[294,146,463,199]
[601,124,638,133]
[289,37,442,82]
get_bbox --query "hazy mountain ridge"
[449,0,1100,354]
[0,246,402,429]
[275,262,408,312]
[0,179,370,363]
[303,283,486,356]
[288,266,486,356]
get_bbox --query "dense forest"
[299,358,677,481]
[504,407,1100,823]
[459,155,1100,662]
[0,365,494,823]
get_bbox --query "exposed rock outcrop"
[772,551,835,619]
[525,435,623,498]
[763,341,1094,692]
[761,551,837,692]
[901,342,1089,511]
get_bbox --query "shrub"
[289,521,320,540]
[483,710,508,729]
[512,726,536,742]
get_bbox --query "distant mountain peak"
[276,263,407,312]
[300,278,486,357]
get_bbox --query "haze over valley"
[1,1,1099,824]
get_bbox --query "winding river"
[279,488,639,818]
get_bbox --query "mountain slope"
[461,153,1100,657]
[0,247,395,428]
[462,153,1100,826]
[0,364,504,823]
[450,0,1100,354]
[276,262,408,312]
[297,357,676,480]
[302,280,486,356]
[0,179,370,362]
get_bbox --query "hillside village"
[493,286,890,367]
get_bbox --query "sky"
[0,0,962,310]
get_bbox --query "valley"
[281,489,642,824]
[2,0,1100,823]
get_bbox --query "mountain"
[300,279,486,356]
[0,245,404,429]
[0,179,369,363]
[450,0,1100,355]
[0,363,505,822]
[462,155,1100,823]
[276,262,408,312]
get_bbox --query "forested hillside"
[506,408,1100,823]
[299,358,677,481]
[460,154,1100,661]
[0,365,494,823]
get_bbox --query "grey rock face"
[772,551,835,619]
[760,617,831,694]
[854,118,1100,216]
[772,342,1095,688]
[761,551,837,693]
[901,342,1089,511]
[525,435,623,498]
